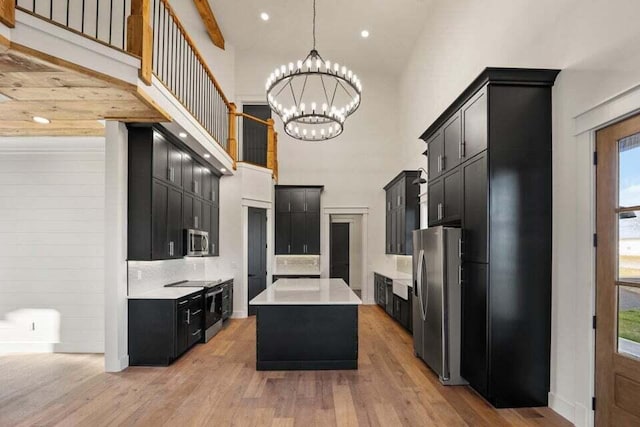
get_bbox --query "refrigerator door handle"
[417,249,427,321]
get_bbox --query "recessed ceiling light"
[361,30,370,38]
[220,168,227,173]
[179,132,187,138]
[260,12,269,21]
[32,116,50,124]
[204,153,211,159]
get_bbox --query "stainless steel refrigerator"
[412,226,467,385]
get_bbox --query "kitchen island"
[249,278,362,370]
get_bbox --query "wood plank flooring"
[0,306,572,427]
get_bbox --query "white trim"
[322,207,370,303]
[575,82,640,135]
[237,162,273,175]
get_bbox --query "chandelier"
[265,0,362,141]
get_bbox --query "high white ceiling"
[212,0,432,75]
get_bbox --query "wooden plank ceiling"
[0,46,168,137]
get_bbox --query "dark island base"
[255,304,358,371]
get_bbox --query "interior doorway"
[247,207,267,316]
[330,222,350,285]
[595,112,640,425]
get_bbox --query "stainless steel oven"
[185,229,209,257]
[204,285,224,342]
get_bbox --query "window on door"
[618,132,640,358]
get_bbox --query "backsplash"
[274,255,320,274]
[128,258,206,296]
[396,256,412,275]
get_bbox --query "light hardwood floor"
[0,306,571,426]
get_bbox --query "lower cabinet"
[129,290,204,366]
[374,273,412,332]
[222,280,234,320]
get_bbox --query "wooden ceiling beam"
[192,0,225,50]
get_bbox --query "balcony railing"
[3,0,278,178]
[15,0,131,51]
[235,112,278,180]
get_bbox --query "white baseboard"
[548,392,575,425]
[231,310,248,319]
[105,354,129,372]
[0,342,54,354]
[574,402,590,427]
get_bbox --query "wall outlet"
[31,322,35,331]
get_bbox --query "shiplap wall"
[0,137,105,353]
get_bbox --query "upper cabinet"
[275,186,323,255]
[384,171,420,255]
[128,126,221,261]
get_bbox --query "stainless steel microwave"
[185,229,209,257]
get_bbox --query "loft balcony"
[0,0,277,178]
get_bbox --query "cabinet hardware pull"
[438,155,443,172]
[397,195,401,206]
[192,329,201,336]
[191,295,202,300]
[288,202,291,212]
[195,216,199,229]
[458,265,463,285]
[460,140,466,158]
[288,244,291,253]
[178,300,189,305]
[212,243,216,253]
[458,238,463,258]
[191,309,202,316]
[437,203,443,220]
[212,190,215,201]
[186,309,191,324]
[169,241,174,256]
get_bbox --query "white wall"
[398,1,640,425]
[0,137,106,354]
[234,50,403,301]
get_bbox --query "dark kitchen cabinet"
[221,280,234,320]
[374,273,412,332]
[419,68,559,408]
[443,113,462,172]
[462,153,488,263]
[385,279,394,316]
[427,130,444,180]
[393,293,412,332]
[461,87,487,161]
[129,289,204,366]
[274,186,323,254]
[183,157,203,196]
[374,274,385,307]
[384,171,420,255]
[128,125,222,261]
[210,205,219,255]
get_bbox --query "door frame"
[573,81,640,427]
[241,198,273,318]
[322,207,369,302]
[330,219,353,286]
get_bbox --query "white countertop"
[272,270,321,276]
[249,278,362,305]
[128,286,204,300]
[375,269,413,287]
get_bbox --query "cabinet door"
[443,114,462,172]
[290,189,306,212]
[201,202,211,249]
[462,88,487,161]
[276,189,291,212]
[202,169,212,202]
[152,181,169,259]
[175,300,189,356]
[463,154,488,263]
[385,207,393,254]
[152,133,169,182]
[192,163,203,197]
[427,131,444,179]
[290,213,306,254]
[193,198,202,230]
[443,169,462,222]
[211,206,219,255]
[211,176,220,208]
[374,275,379,304]
[168,144,183,187]
[305,212,320,254]
[183,155,194,194]
[167,187,183,258]
[461,262,489,397]
[183,194,194,230]
[396,180,406,209]
[390,208,398,254]
[305,189,321,213]
[396,206,406,254]
[428,180,444,226]
[275,213,291,254]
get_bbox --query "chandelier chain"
[312,0,317,50]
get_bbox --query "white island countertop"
[249,278,362,305]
